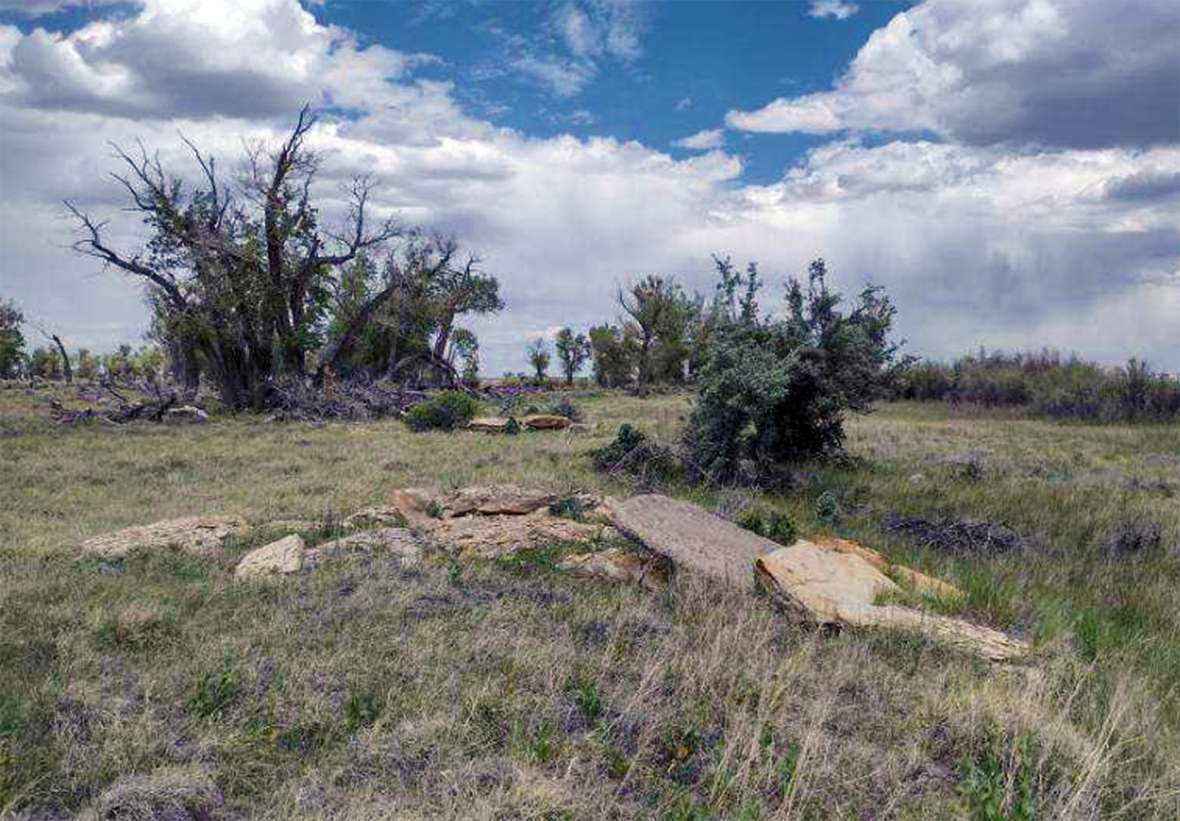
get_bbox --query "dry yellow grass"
[1,389,1178,818]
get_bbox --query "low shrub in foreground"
[404,391,480,431]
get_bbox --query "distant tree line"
[894,349,1180,422]
[0,297,169,383]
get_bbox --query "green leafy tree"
[618,275,689,395]
[686,257,903,479]
[29,346,61,379]
[588,323,634,387]
[75,348,99,380]
[527,337,551,382]
[0,298,25,378]
[554,327,591,385]
[322,237,501,387]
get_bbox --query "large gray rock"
[607,494,777,590]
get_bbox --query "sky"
[0,0,1177,375]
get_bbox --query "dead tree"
[67,106,401,410]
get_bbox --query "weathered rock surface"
[466,415,574,432]
[425,510,610,559]
[442,484,559,517]
[304,527,423,567]
[234,534,305,579]
[812,536,962,600]
[756,542,1028,661]
[344,506,410,529]
[81,515,248,558]
[467,417,512,433]
[558,547,667,590]
[164,405,209,424]
[607,494,776,590]
[261,518,321,533]
[520,414,572,430]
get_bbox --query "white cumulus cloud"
[809,1,859,20]
[729,0,1180,149]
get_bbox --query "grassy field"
[1,387,1178,818]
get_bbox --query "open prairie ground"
[2,389,1178,819]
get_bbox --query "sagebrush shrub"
[685,258,903,478]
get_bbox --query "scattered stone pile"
[78,486,1030,661]
[382,484,615,559]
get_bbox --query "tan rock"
[234,535,304,580]
[520,414,572,430]
[812,536,962,600]
[558,547,667,590]
[344,505,411,529]
[607,494,775,590]
[304,527,423,567]
[81,515,248,559]
[439,484,558,517]
[423,509,610,559]
[467,416,512,433]
[164,405,208,424]
[262,519,321,533]
[756,542,1029,662]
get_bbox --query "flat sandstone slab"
[81,515,248,558]
[607,494,780,590]
[756,543,1030,662]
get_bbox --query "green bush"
[404,391,480,432]
[685,257,903,478]
[735,508,797,545]
[894,349,1180,423]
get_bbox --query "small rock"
[304,527,423,567]
[81,515,247,559]
[558,547,667,590]
[234,534,304,580]
[164,405,209,424]
[908,473,925,484]
[519,414,571,430]
[425,510,611,559]
[467,417,512,433]
[344,505,410,529]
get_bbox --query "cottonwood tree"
[0,299,25,378]
[554,327,591,385]
[618,275,690,396]
[527,337,551,382]
[588,323,635,387]
[68,106,400,410]
[321,235,501,386]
